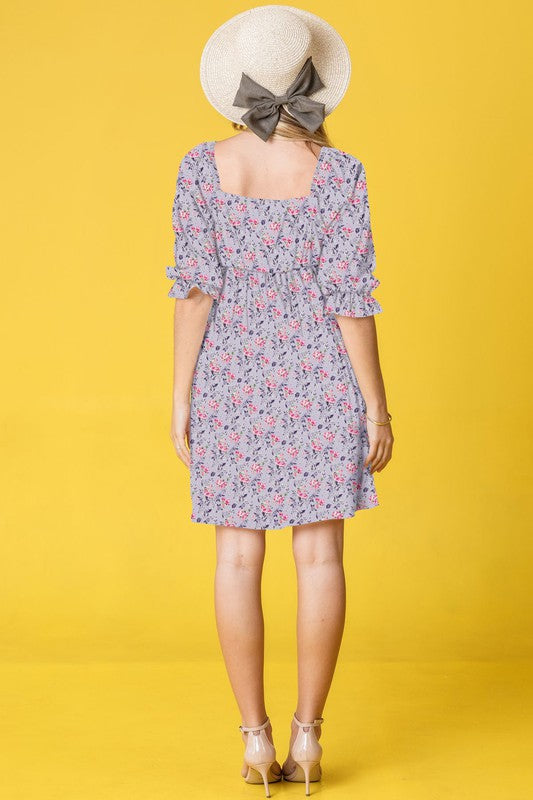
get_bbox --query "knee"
[216,528,266,571]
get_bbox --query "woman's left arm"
[335,314,394,474]
[170,290,214,468]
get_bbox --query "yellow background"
[1,1,532,798]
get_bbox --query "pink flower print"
[336,340,348,355]
[195,407,208,420]
[236,202,247,213]
[249,274,260,286]
[288,318,301,330]
[194,444,207,457]
[347,421,360,435]
[200,463,209,475]
[262,235,275,246]
[229,431,241,442]
[277,366,289,378]
[312,349,325,361]
[269,433,280,444]
[313,496,325,509]
[269,220,282,231]
[328,449,339,461]
[345,461,357,474]
[279,512,289,523]
[312,310,326,323]
[201,181,215,195]
[260,355,270,366]
[323,430,335,442]
[337,382,348,394]
[239,472,250,483]
[221,313,232,325]
[220,352,232,364]
[281,236,293,246]
[237,509,249,521]
[231,393,243,405]
[247,217,259,227]
[204,486,215,498]
[289,407,300,420]
[225,370,236,381]
[238,323,248,335]
[301,359,312,372]
[220,496,230,507]
[288,205,300,216]
[244,250,256,263]
[318,368,329,380]
[254,336,266,348]
[243,345,255,358]
[275,455,287,467]
[215,477,228,488]
[274,493,285,504]
[254,297,267,311]
[265,376,277,389]
[229,214,242,227]
[300,397,312,410]
[311,439,323,452]
[287,445,299,457]
[341,400,354,412]
[265,414,276,426]
[207,398,220,410]
[242,383,254,395]
[294,337,305,349]
[291,464,302,476]
[266,288,278,300]
[232,265,245,278]
[272,307,283,318]
[289,280,302,292]
[324,391,336,403]
[212,417,223,429]
[305,416,317,430]
[333,471,346,484]
[277,328,288,341]
[252,424,264,436]
[217,439,229,452]
[247,402,258,414]
[260,503,272,514]
[296,486,308,499]
[307,205,319,217]
[233,304,244,317]
[251,462,263,473]
[234,450,245,461]
[295,254,308,266]
[309,477,321,489]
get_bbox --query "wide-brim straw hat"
[200,4,351,127]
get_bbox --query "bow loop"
[232,55,326,141]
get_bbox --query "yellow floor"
[0,660,531,799]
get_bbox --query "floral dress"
[165,139,383,530]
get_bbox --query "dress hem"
[189,500,379,530]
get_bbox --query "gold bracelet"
[366,411,392,426]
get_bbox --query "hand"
[170,400,191,468]
[364,412,394,474]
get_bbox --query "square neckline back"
[208,139,329,204]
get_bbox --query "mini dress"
[165,139,383,530]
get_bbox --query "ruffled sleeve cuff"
[165,265,223,302]
[323,277,383,318]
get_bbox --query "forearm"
[335,314,389,418]
[172,290,214,404]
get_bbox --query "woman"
[165,6,393,796]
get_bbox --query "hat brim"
[199,5,351,126]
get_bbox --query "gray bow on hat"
[232,55,326,142]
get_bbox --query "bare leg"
[214,524,281,777]
[282,518,346,772]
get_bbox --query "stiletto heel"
[282,713,324,796]
[239,716,282,797]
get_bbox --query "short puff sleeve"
[317,158,383,318]
[165,151,223,301]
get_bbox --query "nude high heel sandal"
[282,714,324,796]
[239,716,281,797]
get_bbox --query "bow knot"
[232,55,326,142]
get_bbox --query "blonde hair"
[231,106,334,148]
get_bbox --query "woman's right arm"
[170,289,213,468]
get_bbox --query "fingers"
[171,430,191,469]
[365,429,394,474]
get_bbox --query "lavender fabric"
[165,139,383,530]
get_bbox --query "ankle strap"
[239,716,270,733]
[293,714,324,727]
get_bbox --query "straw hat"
[199,5,351,140]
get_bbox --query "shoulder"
[176,140,212,181]
[323,147,367,197]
